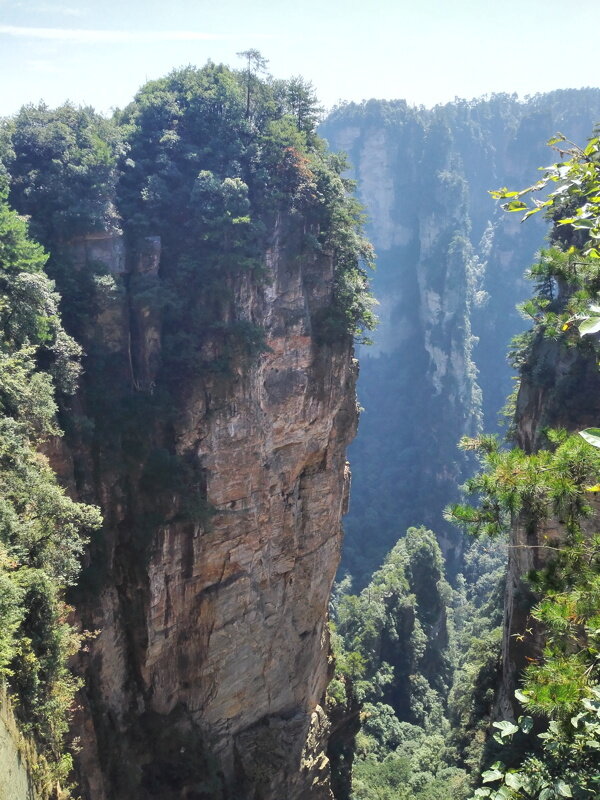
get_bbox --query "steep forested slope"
[0,172,101,796]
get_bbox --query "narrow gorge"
[321,90,600,583]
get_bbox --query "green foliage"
[332,527,452,722]
[1,103,122,243]
[446,432,600,538]
[491,132,600,255]
[496,132,600,391]
[520,533,600,718]
[506,247,600,354]
[451,437,600,797]
[447,539,506,776]
[112,63,375,358]
[459,126,600,800]
[2,65,375,396]
[329,529,505,800]
[472,688,600,799]
[579,427,600,448]
[0,187,101,781]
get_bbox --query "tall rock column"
[51,220,358,800]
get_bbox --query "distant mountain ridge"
[320,89,600,584]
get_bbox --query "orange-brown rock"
[56,225,358,800]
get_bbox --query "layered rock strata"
[54,224,357,800]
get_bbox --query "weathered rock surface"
[55,223,357,799]
[0,686,39,800]
[496,335,600,720]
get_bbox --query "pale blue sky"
[1,0,599,117]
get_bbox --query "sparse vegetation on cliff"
[448,132,600,799]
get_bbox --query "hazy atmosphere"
[1,0,599,114]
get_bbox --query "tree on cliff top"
[0,104,122,243]
[236,48,269,118]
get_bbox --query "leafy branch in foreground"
[450,433,600,799]
[472,687,600,799]
[468,126,600,800]
[490,132,600,256]
[444,432,600,539]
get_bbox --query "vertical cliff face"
[1,69,374,800]
[0,688,39,800]
[321,111,481,579]
[320,90,600,584]
[49,216,357,800]
[495,333,600,720]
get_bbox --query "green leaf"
[482,768,504,784]
[556,781,573,797]
[582,696,600,712]
[539,789,555,800]
[580,428,600,449]
[504,200,528,212]
[505,772,524,790]
[490,187,520,200]
[578,315,600,336]
[514,689,530,704]
[518,715,533,733]
[493,720,519,738]
[496,787,514,800]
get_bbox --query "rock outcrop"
[50,221,358,800]
[0,686,39,800]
